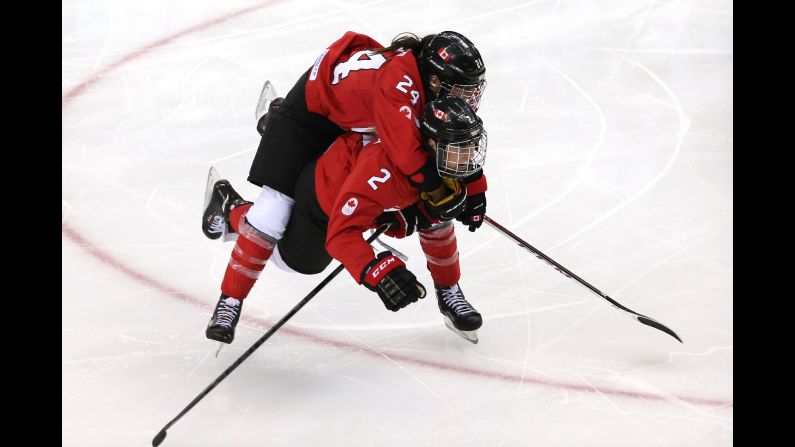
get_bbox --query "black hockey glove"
[456,191,486,232]
[361,252,426,311]
[375,203,437,238]
[421,178,467,221]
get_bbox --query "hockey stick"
[483,216,682,343]
[152,226,388,447]
[370,229,409,261]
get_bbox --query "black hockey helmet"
[417,31,486,111]
[420,96,487,179]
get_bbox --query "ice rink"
[62,0,733,445]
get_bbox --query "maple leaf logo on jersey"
[437,47,452,62]
[342,197,359,216]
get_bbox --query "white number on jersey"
[396,75,413,93]
[367,169,392,190]
[332,51,387,85]
[396,75,420,105]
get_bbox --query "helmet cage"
[438,79,487,111]
[434,130,488,179]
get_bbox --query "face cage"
[436,131,488,179]
[439,79,487,112]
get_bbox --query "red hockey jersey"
[304,31,428,178]
[315,133,420,282]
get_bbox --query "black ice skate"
[206,294,243,344]
[201,167,250,241]
[436,283,482,344]
[256,96,284,136]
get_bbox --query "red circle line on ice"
[61,2,732,409]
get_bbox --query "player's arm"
[325,166,425,311]
[372,66,442,193]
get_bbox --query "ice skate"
[435,283,482,344]
[201,167,249,242]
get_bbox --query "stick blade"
[152,429,167,447]
[637,315,683,343]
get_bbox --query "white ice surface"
[63,1,732,445]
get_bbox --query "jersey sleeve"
[325,191,383,282]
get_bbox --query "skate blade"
[214,342,225,358]
[203,167,221,213]
[442,315,479,344]
[255,80,279,121]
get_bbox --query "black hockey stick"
[152,226,388,446]
[483,216,682,343]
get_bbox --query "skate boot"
[206,294,243,344]
[435,283,482,344]
[202,171,250,241]
[256,96,284,136]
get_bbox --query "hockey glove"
[421,178,467,221]
[361,252,427,311]
[375,204,438,238]
[456,191,486,232]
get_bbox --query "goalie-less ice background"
[62,0,733,446]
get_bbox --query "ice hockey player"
[202,96,488,344]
